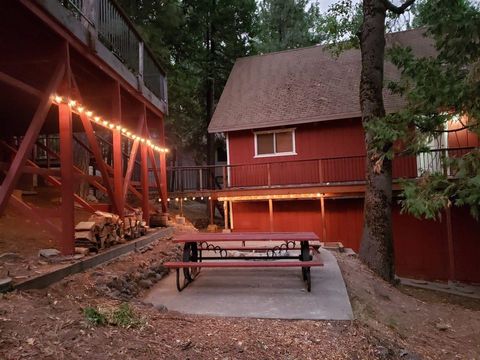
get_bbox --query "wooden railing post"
[222,166,227,189]
[317,159,324,184]
[199,168,203,191]
[138,42,144,82]
[267,163,271,187]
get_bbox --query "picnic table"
[164,232,323,292]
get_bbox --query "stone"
[139,279,153,289]
[175,216,186,225]
[435,322,451,331]
[75,247,90,256]
[86,194,99,203]
[39,249,61,258]
[207,224,218,232]
[0,277,13,293]
[0,253,23,262]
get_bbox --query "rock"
[73,254,85,260]
[86,194,99,203]
[0,277,13,293]
[435,322,451,331]
[0,253,23,262]
[207,224,219,232]
[75,247,89,256]
[39,249,61,258]
[154,304,168,312]
[138,279,153,289]
[175,216,186,225]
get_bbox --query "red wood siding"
[228,119,365,165]
[451,207,480,283]
[230,200,480,283]
[272,200,322,234]
[448,119,480,148]
[232,202,270,231]
[324,199,364,250]
[392,205,450,281]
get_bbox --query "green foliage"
[400,149,480,219]
[256,0,325,53]
[111,303,144,328]
[83,306,107,326]
[321,0,363,54]
[385,0,480,219]
[83,303,144,328]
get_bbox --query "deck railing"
[58,0,167,102]
[166,147,475,193]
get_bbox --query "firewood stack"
[74,209,147,251]
[123,208,147,240]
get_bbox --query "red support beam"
[58,103,75,254]
[144,121,168,212]
[0,71,42,98]
[35,140,108,195]
[0,60,65,215]
[0,141,96,213]
[141,141,150,225]
[112,82,124,217]
[123,139,140,203]
[159,151,168,213]
[71,134,142,205]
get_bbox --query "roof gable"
[208,28,435,133]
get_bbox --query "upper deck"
[0,0,167,136]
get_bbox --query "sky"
[318,0,480,12]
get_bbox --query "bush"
[83,303,144,328]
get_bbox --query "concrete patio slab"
[144,249,353,320]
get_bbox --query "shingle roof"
[208,28,435,133]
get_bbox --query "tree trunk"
[358,0,394,282]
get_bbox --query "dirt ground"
[1,217,479,360]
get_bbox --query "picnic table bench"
[164,232,323,292]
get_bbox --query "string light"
[52,94,169,153]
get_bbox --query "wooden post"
[138,42,144,81]
[267,163,271,187]
[199,168,203,191]
[140,142,150,224]
[180,197,184,217]
[58,103,75,255]
[320,196,327,242]
[112,82,123,217]
[229,201,234,230]
[159,151,168,212]
[209,198,214,225]
[222,166,227,189]
[223,200,229,230]
[268,198,274,232]
[318,159,324,184]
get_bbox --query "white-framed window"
[254,128,296,158]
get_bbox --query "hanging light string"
[52,94,169,153]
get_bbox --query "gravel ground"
[0,223,479,359]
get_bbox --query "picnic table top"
[172,231,319,243]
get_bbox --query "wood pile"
[75,209,147,251]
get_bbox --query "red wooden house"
[204,29,480,284]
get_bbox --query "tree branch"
[383,0,415,15]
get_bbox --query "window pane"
[257,133,274,155]
[275,131,293,153]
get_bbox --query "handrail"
[167,147,475,171]
[166,147,477,193]
[57,0,167,101]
